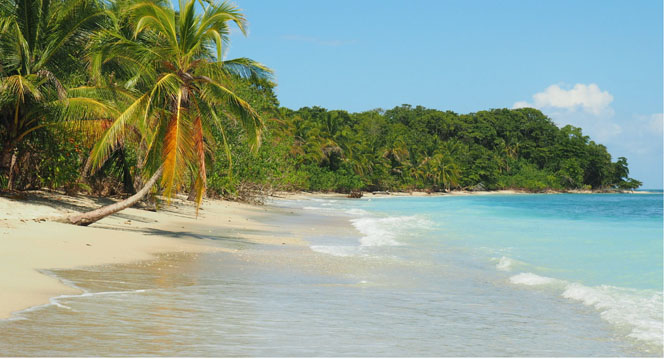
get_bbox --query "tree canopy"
[0,0,642,205]
[211,85,642,196]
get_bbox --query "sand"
[0,187,644,319]
[274,188,646,200]
[0,191,304,319]
[274,189,527,200]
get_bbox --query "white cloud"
[513,86,662,187]
[613,113,663,156]
[594,122,623,141]
[512,101,531,109]
[544,109,622,142]
[513,83,614,115]
[647,113,663,134]
[627,113,664,141]
[512,83,621,141]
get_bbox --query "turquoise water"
[292,192,663,354]
[348,193,663,290]
[0,193,661,356]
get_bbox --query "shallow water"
[285,193,664,355]
[0,193,661,356]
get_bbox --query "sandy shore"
[275,189,537,200]
[274,188,651,200]
[0,191,303,319]
[1,187,652,319]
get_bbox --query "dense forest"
[0,0,641,212]
[209,80,642,198]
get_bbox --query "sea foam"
[309,245,359,257]
[509,272,561,286]
[350,215,432,247]
[495,256,515,271]
[510,272,663,349]
[345,208,370,216]
[562,283,663,346]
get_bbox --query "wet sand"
[0,191,655,356]
[0,191,305,319]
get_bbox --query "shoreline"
[0,190,305,319]
[0,187,658,319]
[273,188,658,200]
[0,189,660,356]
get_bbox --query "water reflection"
[0,247,645,357]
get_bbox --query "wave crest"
[351,215,432,247]
[511,272,663,349]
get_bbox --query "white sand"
[0,191,302,319]
[275,189,526,200]
[1,186,639,318]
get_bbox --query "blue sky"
[225,0,664,188]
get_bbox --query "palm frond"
[222,57,274,84]
[130,1,177,50]
[35,0,108,70]
[200,78,263,150]
[86,91,150,173]
[2,74,42,102]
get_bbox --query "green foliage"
[4,125,86,191]
[0,0,642,197]
[215,103,640,194]
[0,0,108,168]
[556,158,585,188]
[301,163,364,192]
[612,156,642,190]
[497,161,561,192]
[33,128,85,189]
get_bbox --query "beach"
[0,191,661,356]
[0,189,478,319]
[0,191,307,319]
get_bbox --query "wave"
[495,256,520,272]
[509,272,562,285]
[350,215,432,247]
[310,245,362,257]
[345,208,370,216]
[309,211,432,257]
[302,206,330,211]
[303,206,371,217]
[3,271,149,322]
[509,272,663,349]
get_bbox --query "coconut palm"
[418,153,460,192]
[65,0,271,225]
[0,0,110,188]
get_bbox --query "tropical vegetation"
[0,0,643,224]
[213,94,642,196]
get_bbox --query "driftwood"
[347,190,363,198]
[372,191,390,195]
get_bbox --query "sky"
[224,0,664,189]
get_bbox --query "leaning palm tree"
[65,0,271,225]
[0,0,109,188]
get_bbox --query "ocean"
[1,193,662,356]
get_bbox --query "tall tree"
[0,0,109,187]
[66,0,271,225]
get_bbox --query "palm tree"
[0,0,110,188]
[65,0,271,225]
[418,153,460,192]
[434,154,461,192]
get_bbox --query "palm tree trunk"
[7,152,17,190]
[64,167,163,226]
